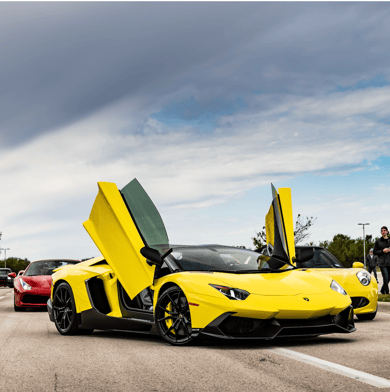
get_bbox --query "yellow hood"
[208,269,333,296]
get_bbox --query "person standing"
[366,248,378,283]
[373,226,390,294]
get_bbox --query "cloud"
[2,2,390,259]
[1,82,390,259]
[2,2,390,147]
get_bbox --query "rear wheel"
[53,282,93,335]
[155,286,194,346]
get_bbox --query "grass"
[378,294,390,302]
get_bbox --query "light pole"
[358,223,369,267]
[0,248,10,268]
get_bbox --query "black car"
[0,268,12,287]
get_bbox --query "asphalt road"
[1,286,389,392]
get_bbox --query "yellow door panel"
[278,188,295,262]
[83,182,155,299]
[265,184,295,264]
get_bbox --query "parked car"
[7,271,16,288]
[13,259,79,311]
[47,180,355,345]
[0,268,12,287]
[294,246,378,321]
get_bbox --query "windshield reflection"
[170,246,293,273]
[24,260,79,276]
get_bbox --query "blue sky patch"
[331,75,390,93]
[151,95,248,130]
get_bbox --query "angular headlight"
[209,284,250,300]
[356,270,371,286]
[20,278,32,291]
[330,280,347,295]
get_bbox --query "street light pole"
[0,248,10,268]
[358,223,369,268]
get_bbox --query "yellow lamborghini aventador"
[47,180,355,345]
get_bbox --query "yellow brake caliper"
[165,302,175,335]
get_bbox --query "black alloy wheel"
[155,286,194,346]
[53,282,93,335]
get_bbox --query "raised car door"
[83,179,169,299]
[265,184,296,264]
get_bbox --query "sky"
[1,2,390,261]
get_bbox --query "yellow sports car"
[294,246,378,320]
[47,180,355,345]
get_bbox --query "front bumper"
[15,288,51,307]
[199,305,355,339]
[350,287,378,315]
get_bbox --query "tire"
[155,285,194,346]
[53,282,82,335]
[357,311,377,321]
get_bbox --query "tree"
[252,214,317,249]
[322,234,377,268]
[0,257,30,273]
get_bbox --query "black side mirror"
[141,247,163,267]
[294,247,314,264]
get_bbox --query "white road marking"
[268,347,390,388]
[0,296,4,299]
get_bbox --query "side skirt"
[80,308,154,333]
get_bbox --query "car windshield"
[170,246,293,273]
[0,269,11,276]
[296,248,343,268]
[24,260,79,276]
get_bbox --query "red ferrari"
[13,259,79,311]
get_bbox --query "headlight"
[356,270,371,286]
[7,277,11,280]
[20,278,32,291]
[330,280,347,295]
[209,284,250,300]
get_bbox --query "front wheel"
[53,282,80,335]
[155,286,194,346]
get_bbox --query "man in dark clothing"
[373,226,390,295]
[366,248,378,283]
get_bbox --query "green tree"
[0,257,30,273]
[252,214,317,249]
[322,234,377,268]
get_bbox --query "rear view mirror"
[8,272,16,278]
[294,247,314,263]
[141,247,163,267]
[352,262,364,269]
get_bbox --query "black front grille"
[22,294,49,304]
[351,297,369,309]
[219,316,267,335]
[213,307,355,339]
